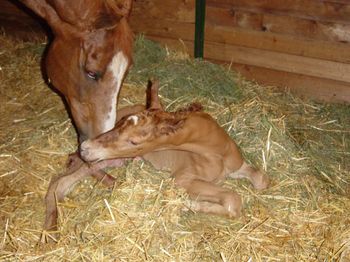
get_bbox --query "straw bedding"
[0,34,349,261]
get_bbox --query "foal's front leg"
[174,172,242,218]
[66,152,116,187]
[43,158,126,241]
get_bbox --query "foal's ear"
[20,0,75,35]
[159,119,185,135]
[146,79,163,111]
[108,0,133,18]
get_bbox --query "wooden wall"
[203,0,350,103]
[130,0,350,103]
[1,0,350,103]
[129,0,195,48]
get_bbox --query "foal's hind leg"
[229,162,270,190]
[175,173,242,218]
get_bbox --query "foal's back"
[143,111,242,183]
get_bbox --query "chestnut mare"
[21,0,133,141]
[20,0,134,236]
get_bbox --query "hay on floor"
[0,34,349,261]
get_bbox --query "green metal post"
[194,0,206,58]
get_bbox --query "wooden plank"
[0,1,41,25]
[205,25,350,63]
[324,0,350,4]
[131,0,195,23]
[206,6,350,43]
[130,0,196,43]
[0,1,48,39]
[230,63,350,103]
[0,1,30,17]
[263,13,350,43]
[130,19,194,41]
[203,41,350,83]
[0,19,44,35]
[207,0,350,24]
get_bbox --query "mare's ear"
[146,80,164,111]
[108,0,133,18]
[20,0,76,36]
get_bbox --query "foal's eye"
[127,139,138,146]
[86,70,101,81]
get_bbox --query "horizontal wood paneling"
[202,0,350,102]
[0,1,47,39]
[231,63,350,103]
[131,0,195,22]
[206,7,350,43]
[205,25,350,63]
[207,0,350,24]
[0,1,32,19]
[130,19,194,41]
[203,41,350,83]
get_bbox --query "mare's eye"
[86,70,101,81]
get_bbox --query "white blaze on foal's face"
[103,52,129,133]
[127,115,139,125]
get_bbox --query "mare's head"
[22,0,134,141]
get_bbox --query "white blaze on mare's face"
[103,52,129,133]
[127,115,139,125]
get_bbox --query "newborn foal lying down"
[80,81,270,218]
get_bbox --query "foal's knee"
[250,170,270,190]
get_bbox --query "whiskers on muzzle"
[79,140,99,162]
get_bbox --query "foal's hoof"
[39,229,59,244]
[224,193,242,218]
[252,171,270,190]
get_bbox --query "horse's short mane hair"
[175,102,203,115]
[152,102,204,136]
